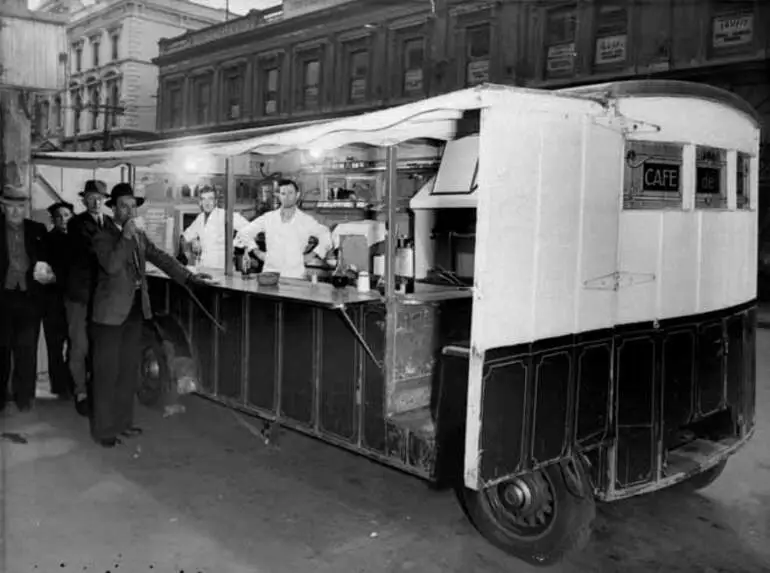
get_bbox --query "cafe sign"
[595,34,627,65]
[713,14,753,48]
[642,162,680,193]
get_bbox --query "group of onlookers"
[0,180,208,447]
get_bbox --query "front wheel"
[458,461,595,566]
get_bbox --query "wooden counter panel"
[362,303,387,454]
[280,302,316,426]
[246,298,279,413]
[218,291,244,401]
[190,285,217,394]
[319,308,359,442]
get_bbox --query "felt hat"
[0,184,29,204]
[105,182,145,208]
[47,200,75,216]
[79,179,108,198]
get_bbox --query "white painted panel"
[699,212,738,312]
[616,212,660,324]
[658,212,699,318]
[574,120,623,333]
[619,98,759,153]
[0,17,66,90]
[530,117,584,339]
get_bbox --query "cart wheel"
[458,461,595,566]
[138,327,168,407]
[681,460,728,492]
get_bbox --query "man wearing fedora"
[90,183,210,447]
[43,200,76,399]
[0,184,56,413]
[66,179,109,416]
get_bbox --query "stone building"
[34,0,231,152]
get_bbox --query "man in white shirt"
[182,187,250,270]
[235,179,332,279]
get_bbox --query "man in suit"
[66,180,109,416]
[43,201,75,398]
[0,185,56,412]
[91,183,211,447]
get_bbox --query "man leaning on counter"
[182,186,250,270]
[235,179,331,279]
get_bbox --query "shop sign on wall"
[595,34,627,65]
[466,59,490,85]
[712,14,753,48]
[546,43,575,75]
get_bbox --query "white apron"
[262,216,308,279]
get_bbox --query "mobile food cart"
[33,80,760,566]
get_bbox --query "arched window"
[110,79,120,127]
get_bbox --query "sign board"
[404,69,423,93]
[142,207,174,254]
[696,167,721,195]
[642,162,680,193]
[712,14,753,48]
[546,43,575,75]
[466,59,490,86]
[595,34,627,65]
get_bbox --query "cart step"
[663,437,740,477]
[389,406,436,440]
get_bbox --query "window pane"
[404,39,423,70]
[695,146,727,209]
[264,68,279,115]
[303,60,320,108]
[546,7,576,45]
[736,152,751,209]
[467,25,490,59]
[349,50,368,103]
[623,141,683,210]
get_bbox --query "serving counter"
[146,267,473,480]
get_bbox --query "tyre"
[458,460,596,566]
[137,323,168,408]
[680,460,728,492]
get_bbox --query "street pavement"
[2,333,770,573]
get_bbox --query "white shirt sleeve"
[182,213,202,242]
[234,213,267,252]
[308,215,332,259]
[233,211,251,232]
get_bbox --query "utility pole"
[0,1,66,194]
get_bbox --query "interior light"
[308,148,325,160]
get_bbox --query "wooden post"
[224,156,236,276]
[0,89,32,196]
[383,145,398,409]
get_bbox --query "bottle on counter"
[241,251,253,279]
[357,271,371,293]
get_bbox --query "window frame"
[90,35,101,69]
[736,152,751,210]
[73,42,83,72]
[222,64,246,121]
[389,19,430,101]
[192,73,214,126]
[256,51,284,117]
[463,22,492,87]
[543,4,578,79]
[110,31,120,61]
[695,145,728,210]
[623,140,685,210]
[592,0,628,71]
[72,89,83,135]
[89,82,100,131]
[341,38,371,105]
[293,44,325,112]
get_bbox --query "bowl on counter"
[257,272,280,286]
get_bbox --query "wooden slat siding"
[0,17,65,90]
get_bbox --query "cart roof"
[32,80,759,169]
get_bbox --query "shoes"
[74,395,90,417]
[120,427,143,438]
[53,391,73,401]
[97,437,122,448]
[16,402,32,413]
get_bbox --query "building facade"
[35,0,230,152]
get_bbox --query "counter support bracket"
[337,307,383,370]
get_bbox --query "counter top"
[147,266,473,307]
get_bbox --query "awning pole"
[224,156,235,277]
[384,145,398,385]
